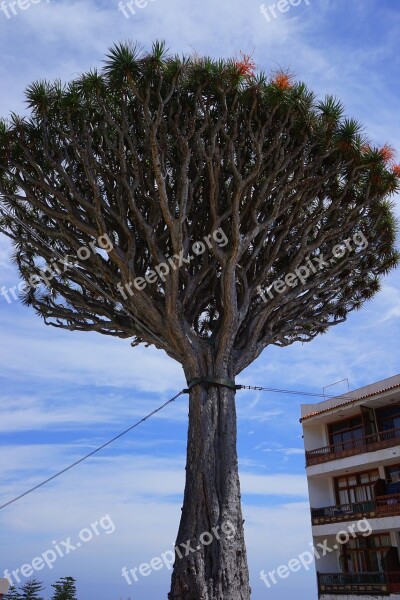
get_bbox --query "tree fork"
[169,378,250,600]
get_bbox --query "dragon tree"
[0,41,399,600]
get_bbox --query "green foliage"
[3,577,78,600]
[51,577,77,600]
[18,579,44,600]
[3,586,21,600]
[0,40,398,367]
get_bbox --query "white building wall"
[306,445,400,477]
[313,516,400,538]
[301,375,400,599]
[303,423,327,452]
[308,475,335,507]
[313,534,341,573]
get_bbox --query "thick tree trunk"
[168,376,250,600]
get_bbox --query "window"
[335,470,379,505]
[328,416,364,451]
[386,464,400,483]
[376,403,400,432]
[342,533,392,574]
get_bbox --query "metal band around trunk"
[184,378,238,393]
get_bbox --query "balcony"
[317,571,400,596]
[312,500,376,525]
[306,427,400,466]
[312,494,400,525]
[376,494,400,516]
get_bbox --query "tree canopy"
[0,41,398,377]
[51,576,77,600]
[3,577,77,600]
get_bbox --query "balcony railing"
[306,426,400,466]
[312,494,400,525]
[311,500,376,524]
[376,493,400,516]
[317,571,400,596]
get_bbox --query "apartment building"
[301,374,400,599]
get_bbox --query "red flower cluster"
[272,71,293,90]
[392,164,400,178]
[377,144,400,177]
[362,143,400,177]
[378,143,396,164]
[234,53,256,78]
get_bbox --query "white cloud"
[376,285,400,322]
[255,443,305,457]
[0,311,183,393]
[0,446,312,598]
[0,446,307,507]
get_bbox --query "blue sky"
[0,0,399,599]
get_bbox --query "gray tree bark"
[169,378,250,600]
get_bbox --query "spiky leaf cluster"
[0,41,398,373]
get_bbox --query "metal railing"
[306,426,400,466]
[312,494,400,525]
[376,493,400,515]
[317,571,394,595]
[311,499,376,524]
